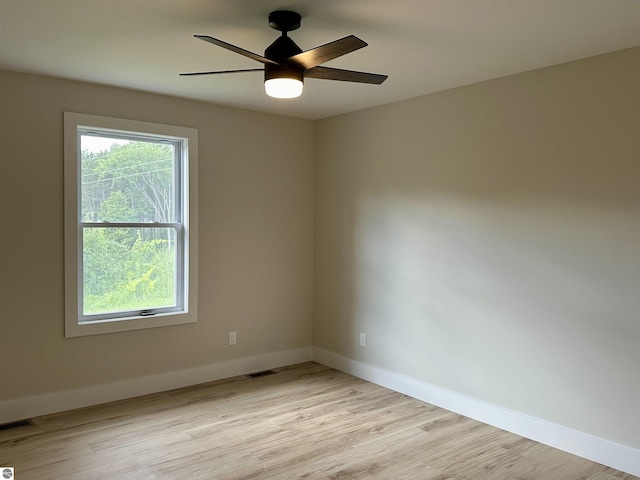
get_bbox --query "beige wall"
[315,47,640,449]
[1,46,639,454]
[0,70,315,399]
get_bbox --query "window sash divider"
[81,222,182,229]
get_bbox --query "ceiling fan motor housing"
[264,33,304,84]
[265,35,302,62]
[264,64,304,84]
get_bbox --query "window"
[64,112,198,337]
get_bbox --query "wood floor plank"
[0,362,636,480]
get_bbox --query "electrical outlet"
[359,332,367,347]
[229,331,237,345]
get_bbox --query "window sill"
[65,310,197,337]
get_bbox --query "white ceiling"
[2,0,639,120]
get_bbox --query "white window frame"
[64,112,198,337]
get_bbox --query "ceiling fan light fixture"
[264,68,304,98]
[265,78,303,98]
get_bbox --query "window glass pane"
[82,227,177,316]
[80,135,175,223]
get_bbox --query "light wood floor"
[0,362,636,480]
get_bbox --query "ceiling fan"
[180,10,388,99]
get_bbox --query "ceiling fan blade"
[305,66,388,84]
[180,68,264,76]
[194,35,278,65]
[287,35,367,69]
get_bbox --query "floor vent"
[0,419,33,431]
[246,370,277,379]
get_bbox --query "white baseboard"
[312,347,640,477]
[3,346,637,477]
[0,346,312,424]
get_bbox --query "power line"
[81,157,173,179]
[81,167,173,186]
